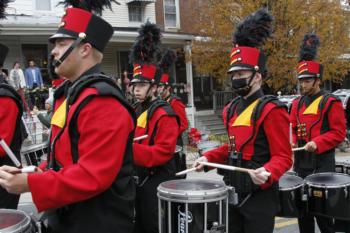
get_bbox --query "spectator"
[24,60,43,89]
[9,62,26,90]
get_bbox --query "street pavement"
[18,148,350,233]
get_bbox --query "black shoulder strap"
[253,95,286,120]
[225,96,240,131]
[68,76,136,163]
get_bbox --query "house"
[0,0,197,124]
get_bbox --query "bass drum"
[277,173,304,217]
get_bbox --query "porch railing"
[213,91,236,111]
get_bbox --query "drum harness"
[133,100,180,187]
[224,95,283,208]
[42,74,136,225]
[294,94,332,174]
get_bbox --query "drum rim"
[305,172,350,188]
[279,174,304,190]
[157,193,228,203]
[0,209,31,232]
[158,179,228,201]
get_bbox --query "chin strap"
[53,34,86,68]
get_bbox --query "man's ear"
[79,43,93,58]
[316,78,322,86]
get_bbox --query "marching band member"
[158,49,188,177]
[0,1,136,232]
[290,34,346,233]
[193,9,292,233]
[130,22,180,233]
[0,1,27,210]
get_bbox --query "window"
[35,0,51,11]
[128,2,144,22]
[164,0,178,28]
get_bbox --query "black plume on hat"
[299,33,320,62]
[233,8,274,48]
[160,49,177,74]
[0,0,11,19]
[59,0,120,15]
[129,21,162,65]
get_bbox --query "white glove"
[193,156,208,172]
[247,167,271,185]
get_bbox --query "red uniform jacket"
[167,96,188,135]
[290,91,346,154]
[204,91,292,189]
[133,100,179,168]
[28,87,134,212]
[0,97,18,157]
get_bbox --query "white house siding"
[102,0,156,27]
[7,0,63,16]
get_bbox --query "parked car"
[332,89,350,109]
[277,95,299,112]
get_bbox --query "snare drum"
[0,209,33,233]
[277,173,304,217]
[305,172,350,220]
[158,179,229,233]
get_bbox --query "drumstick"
[292,146,306,152]
[0,139,21,167]
[10,166,38,174]
[175,167,197,176]
[199,161,271,176]
[133,135,148,142]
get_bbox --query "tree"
[192,0,350,92]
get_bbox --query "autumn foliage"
[191,0,350,92]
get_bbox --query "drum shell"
[159,201,227,233]
[307,185,350,220]
[158,179,228,233]
[277,185,304,218]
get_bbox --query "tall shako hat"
[129,21,162,84]
[49,0,119,67]
[297,34,323,79]
[228,8,273,74]
[159,49,177,86]
[0,1,11,67]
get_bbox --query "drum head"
[158,179,227,203]
[279,174,304,190]
[305,173,350,188]
[0,209,31,232]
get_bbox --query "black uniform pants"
[0,186,20,209]
[228,187,278,233]
[296,169,335,233]
[134,172,173,233]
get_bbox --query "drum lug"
[228,186,238,205]
[291,191,295,201]
[344,188,349,199]
[325,189,328,199]
[308,187,312,198]
[209,222,226,233]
